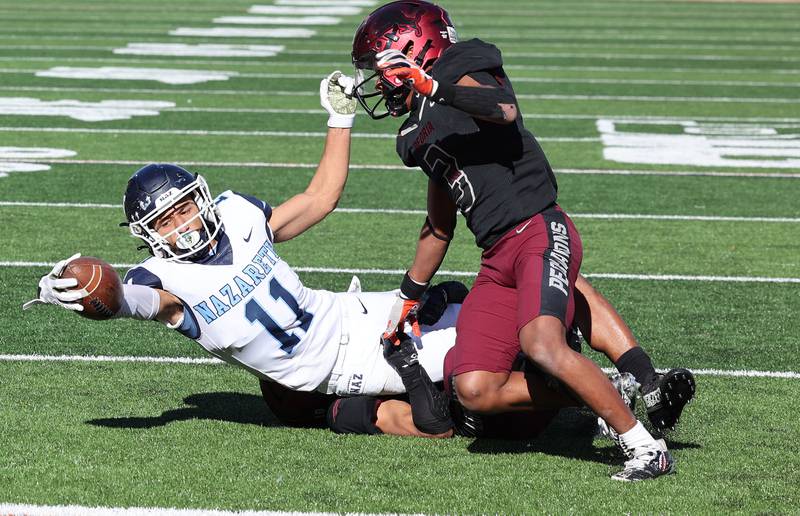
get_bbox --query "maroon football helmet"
[352,0,457,119]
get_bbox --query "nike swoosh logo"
[356,297,368,314]
[400,124,418,137]
[516,219,533,234]
[243,228,253,242]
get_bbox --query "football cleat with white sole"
[597,372,640,443]
[612,447,675,482]
[642,368,696,431]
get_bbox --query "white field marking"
[0,85,316,96]
[114,43,285,57]
[0,126,598,142]
[276,0,376,5]
[35,66,237,85]
[164,108,800,127]
[0,503,343,516]
[2,201,798,224]
[250,4,364,14]
[9,55,800,79]
[0,354,222,365]
[603,367,800,380]
[7,60,800,87]
[0,146,74,177]
[13,63,800,87]
[9,84,800,105]
[598,119,800,169]
[9,80,796,104]
[3,29,800,45]
[169,28,316,38]
[5,101,791,127]
[0,147,75,159]
[213,16,342,26]
[513,93,800,104]
[2,158,799,179]
[556,168,800,179]
[11,55,800,77]
[0,98,174,122]
[1,355,798,379]
[2,261,799,284]
[0,162,50,176]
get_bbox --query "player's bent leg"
[452,370,513,414]
[574,276,696,432]
[519,315,637,433]
[327,396,383,435]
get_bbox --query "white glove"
[22,253,84,312]
[320,70,356,128]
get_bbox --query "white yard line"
[0,503,340,516]
[1,201,798,224]
[0,126,599,142]
[5,65,800,88]
[0,159,797,178]
[0,354,797,379]
[7,84,800,103]
[5,51,800,75]
[4,102,800,125]
[1,261,799,284]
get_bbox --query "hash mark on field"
[1,201,799,224]
[1,355,797,379]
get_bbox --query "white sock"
[618,421,660,456]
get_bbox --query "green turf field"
[1,0,799,513]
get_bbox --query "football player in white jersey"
[23,72,459,435]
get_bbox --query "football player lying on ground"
[351,1,695,481]
[23,72,461,423]
[263,291,674,445]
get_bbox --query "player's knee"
[453,374,499,414]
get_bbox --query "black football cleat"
[642,368,696,431]
[612,448,675,482]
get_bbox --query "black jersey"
[396,39,558,250]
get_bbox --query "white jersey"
[124,191,341,391]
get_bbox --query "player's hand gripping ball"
[23,254,123,320]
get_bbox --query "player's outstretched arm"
[270,71,355,243]
[23,254,185,327]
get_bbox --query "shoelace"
[622,449,659,470]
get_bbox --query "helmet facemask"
[353,65,414,119]
[127,175,222,263]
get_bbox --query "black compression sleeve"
[432,81,516,119]
[396,364,453,435]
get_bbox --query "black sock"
[615,347,658,387]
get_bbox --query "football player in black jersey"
[351,1,695,481]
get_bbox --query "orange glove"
[382,295,422,345]
[375,49,438,97]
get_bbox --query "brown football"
[60,256,123,320]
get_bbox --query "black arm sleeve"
[432,80,516,119]
[399,365,453,435]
